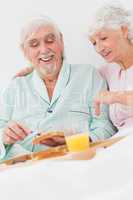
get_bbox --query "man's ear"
[60,33,64,53]
[60,32,63,40]
[121,25,129,39]
[59,32,64,51]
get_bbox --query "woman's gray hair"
[20,16,62,46]
[88,1,133,42]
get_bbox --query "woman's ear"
[121,25,129,39]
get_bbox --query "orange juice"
[66,133,90,152]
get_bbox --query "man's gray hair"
[20,16,62,46]
[88,1,133,42]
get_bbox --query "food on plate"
[32,131,65,144]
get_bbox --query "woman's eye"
[92,42,96,46]
[101,37,107,40]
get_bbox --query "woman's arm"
[14,67,33,77]
[94,91,133,115]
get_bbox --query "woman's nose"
[96,43,104,54]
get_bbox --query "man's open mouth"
[39,54,54,62]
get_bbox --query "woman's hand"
[94,91,117,116]
[14,67,33,77]
[94,90,133,115]
[3,121,31,144]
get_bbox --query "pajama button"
[47,109,53,113]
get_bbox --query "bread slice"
[32,145,67,160]
[32,131,65,144]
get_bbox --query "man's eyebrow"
[27,38,38,44]
[26,33,56,44]
[45,33,56,38]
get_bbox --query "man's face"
[23,25,64,79]
[90,28,128,63]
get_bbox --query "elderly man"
[0,16,116,161]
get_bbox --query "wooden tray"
[3,145,67,165]
[2,136,125,165]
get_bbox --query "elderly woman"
[0,16,116,160]
[88,2,133,131]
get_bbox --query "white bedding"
[0,127,133,200]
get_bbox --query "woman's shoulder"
[98,63,120,80]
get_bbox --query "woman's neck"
[118,44,133,70]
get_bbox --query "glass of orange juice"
[65,132,90,152]
[60,113,90,152]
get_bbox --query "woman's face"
[90,27,128,63]
[23,25,64,79]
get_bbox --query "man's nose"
[39,42,48,53]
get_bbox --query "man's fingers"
[3,121,31,145]
[4,135,16,144]
[8,123,27,139]
[5,128,21,141]
[3,130,18,144]
[16,122,31,135]
[4,121,31,144]
[8,121,31,135]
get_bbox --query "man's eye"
[46,37,55,43]
[45,34,56,43]
[29,40,39,47]
[46,38,54,43]
[30,42,39,47]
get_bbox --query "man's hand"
[94,91,117,116]
[40,135,66,147]
[14,67,33,77]
[3,121,31,145]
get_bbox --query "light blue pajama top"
[0,62,116,160]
